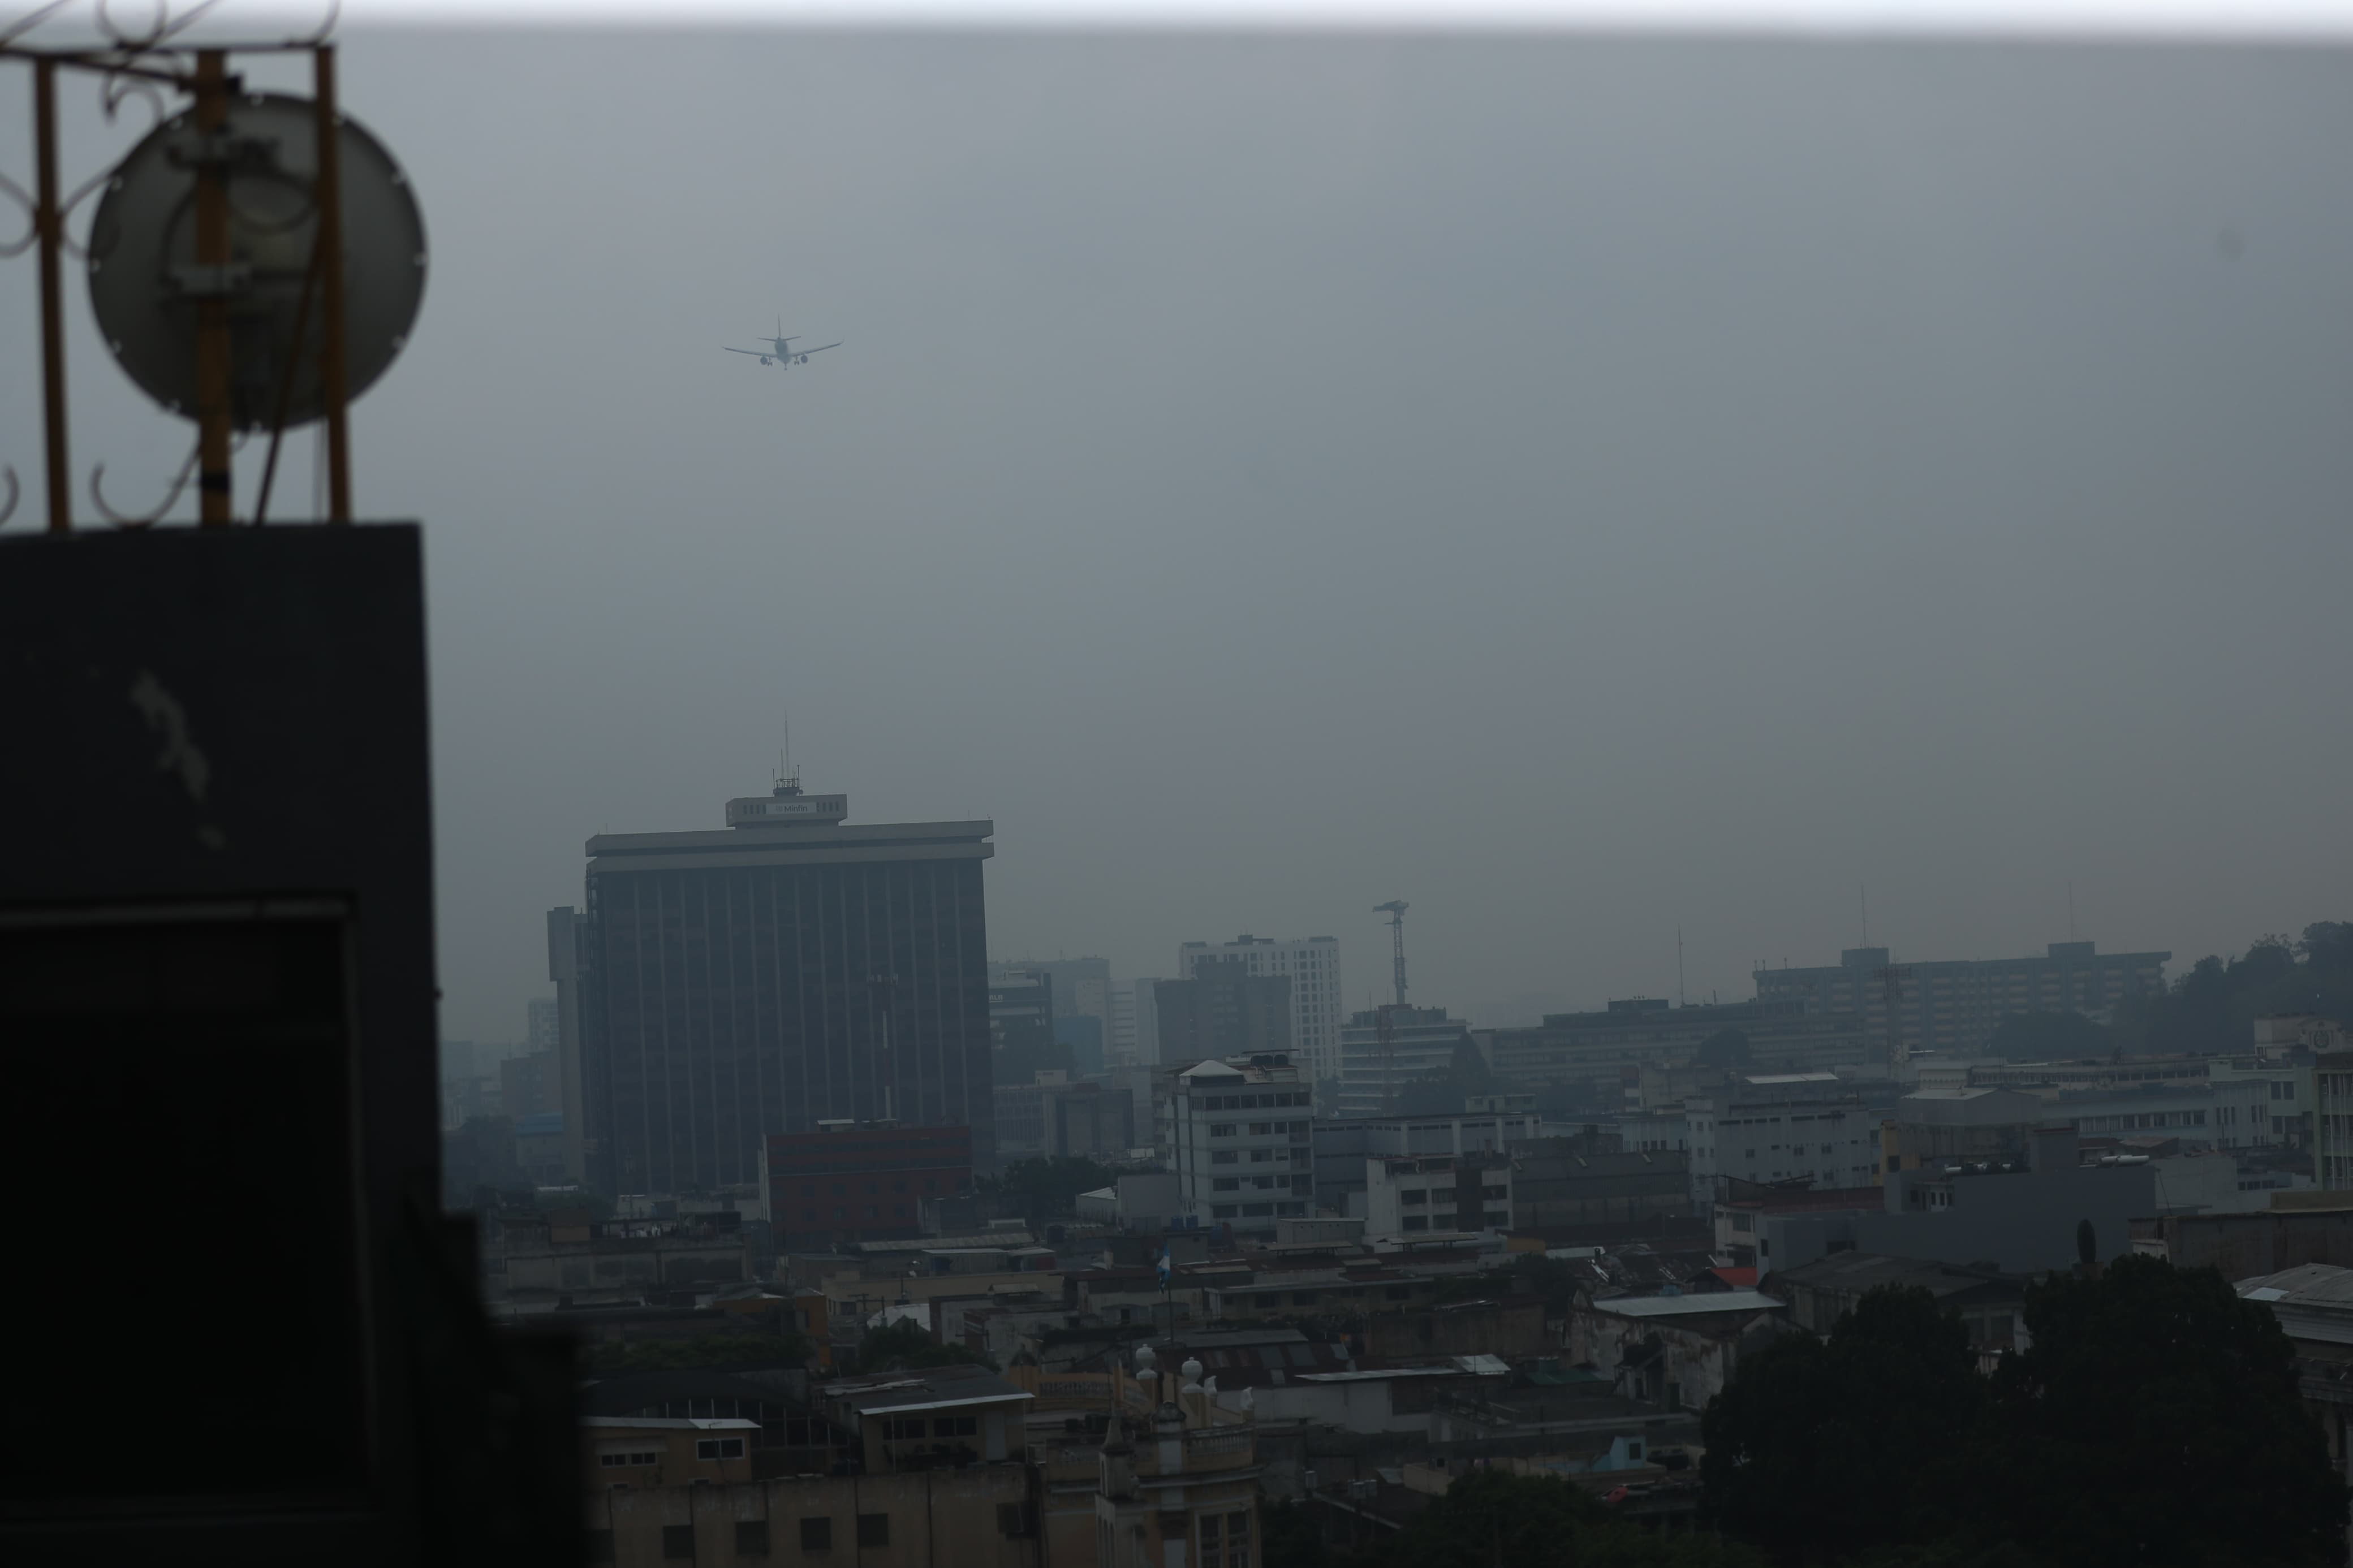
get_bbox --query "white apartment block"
[1178,935,1343,1084]
[1162,1055,1315,1236]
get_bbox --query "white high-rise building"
[1176,935,1343,1085]
[1111,979,1163,1066]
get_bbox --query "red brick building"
[764,1121,973,1246]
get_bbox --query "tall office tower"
[1155,957,1293,1064]
[577,782,997,1194]
[1176,935,1342,1083]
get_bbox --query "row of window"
[880,1415,978,1440]
[1204,1120,1308,1138]
[1196,1093,1311,1111]
[596,1436,746,1469]
[1208,1201,1308,1219]
[791,1176,966,1197]
[1400,1211,1507,1231]
[1397,1185,1507,1204]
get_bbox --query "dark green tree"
[1702,1288,1985,1565]
[980,1156,1119,1211]
[840,1318,995,1375]
[2111,923,2353,1056]
[1351,1468,1764,1568]
[1980,1255,2347,1567]
[1985,1009,2110,1061]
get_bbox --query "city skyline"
[12,31,2342,1043]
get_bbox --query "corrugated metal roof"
[1588,1290,1785,1318]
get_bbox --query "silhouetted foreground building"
[579,784,997,1193]
[3,525,575,1563]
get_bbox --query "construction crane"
[1374,901,1410,1113]
[1374,901,1409,1009]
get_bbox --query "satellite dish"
[84,92,426,429]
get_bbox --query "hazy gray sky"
[6,28,2348,1040]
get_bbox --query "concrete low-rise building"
[1755,1129,2154,1277]
[1509,1138,1691,1231]
[2136,1198,2353,1277]
[1364,1151,1513,1239]
[1227,1358,1511,1434]
[1688,1074,1891,1207]
[1565,1290,1790,1411]
[1163,1055,1315,1236]
[587,1461,1044,1568]
[1311,1111,1542,1217]
[1766,1252,2025,1359]
[2238,1262,2353,1552]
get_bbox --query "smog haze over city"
[6,20,2350,1042]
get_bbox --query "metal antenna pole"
[192,50,232,525]
[314,44,352,522]
[33,58,68,533]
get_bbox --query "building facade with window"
[1162,1055,1313,1235]
[2318,1051,2353,1191]
[1688,1075,1893,1208]
[1480,997,1874,1109]
[1335,1005,1472,1117]
[1753,940,2171,1060]
[1363,1152,1513,1238]
[1177,935,1343,1083]
[578,784,997,1194]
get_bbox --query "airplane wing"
[722,346,768,356]
[800,342,842,355]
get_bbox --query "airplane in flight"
[723,319,842,368]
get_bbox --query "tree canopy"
[838,1318,995,1375]
[2111,921,2353,1056]
[1701,1261,2350,1567]
[1981,1255,2346,1567]
[979,1155,1119,1211]
[1331,1468,1764,1568]
[1702,1287,1984,1564]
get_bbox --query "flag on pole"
[1157,1245,1171,1288]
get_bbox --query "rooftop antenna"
[1677,925,1687,1009]
[773,715,801,797]
[1374,901,1409,1009]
